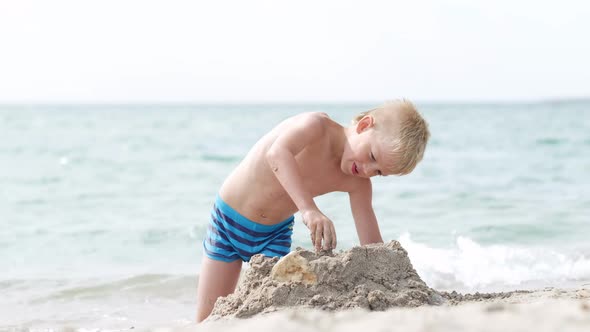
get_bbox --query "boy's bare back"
[219,112,363,226]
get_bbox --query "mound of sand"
[208,241,445,320]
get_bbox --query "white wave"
[398,232,590,292]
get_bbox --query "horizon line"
[0,97,589,107]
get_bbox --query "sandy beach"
[172,242,590,332]
[176,286,590,332]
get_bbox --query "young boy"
[196,100,430,322]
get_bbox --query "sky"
[0,0,589,103]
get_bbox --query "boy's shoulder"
[312,111,330,118]
[297,111,331,120]
[287,111,333,131]
[273,112,340,147]
[303,111,337,125]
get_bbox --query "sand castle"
[208,241,445,320]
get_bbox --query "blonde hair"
[353,99,430,175]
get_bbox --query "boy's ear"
[356,115,374,133]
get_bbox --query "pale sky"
[1,0,589,103]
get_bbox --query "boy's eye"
[370,152,376,161]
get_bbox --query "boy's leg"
[195,256,242,323]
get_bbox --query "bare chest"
[295,147,352,196]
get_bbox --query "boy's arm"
[349,179,383,245]
[266,113,337,251]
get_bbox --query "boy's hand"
[301,209,337,252]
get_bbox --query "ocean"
[1,102,589,330]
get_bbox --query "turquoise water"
[1,103,589,329]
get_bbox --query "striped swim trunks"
[203,195,295,262]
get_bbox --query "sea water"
[1,102,589,329]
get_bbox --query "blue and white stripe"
[203,195,295,262]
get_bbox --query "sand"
[182,293,590,332]
[209,241,443,319]
[179,241,590,332]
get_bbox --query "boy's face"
[341,116,395,178]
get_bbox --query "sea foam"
[399,232,590,292]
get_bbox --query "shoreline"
[185,286,590,332]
